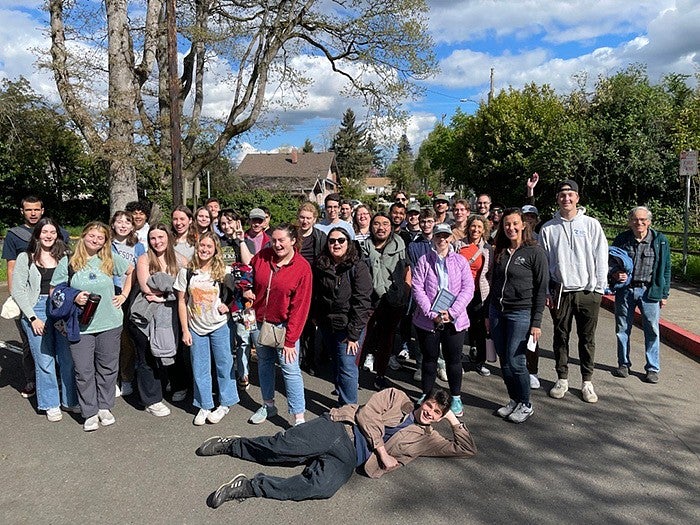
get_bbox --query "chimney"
[291,148,298,164]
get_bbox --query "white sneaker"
[146,402,171,417]
[115,384,122,398]
[194,409,211,426]
[294,417,305,427]
[172,390,187,402]
[207,406,230,424]
[363,354,375,372]
[437,367,448,382]
[83,415,99,432]
[46,407,63,422]
[388,355,401,371]
[496,399,518,418]
[529,374,541,389]
[397,348,410,360]
[120,381,134,396]
[581,381,598,403]
[98,409,115,426]
[508,402,534,423]
[413,368,422,381]
[549,379,569,399]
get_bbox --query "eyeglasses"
[396,197,407,202]
[328,237,347,245]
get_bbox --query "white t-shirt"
[174,267,229,336]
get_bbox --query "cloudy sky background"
[1,0,699,163]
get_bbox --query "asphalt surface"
[0,290,698,524]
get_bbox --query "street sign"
[679,150,698,176]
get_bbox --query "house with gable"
[235,150,339,205]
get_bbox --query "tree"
[386,133,417,192]
[302,139,314,153]
[46,0,436,213]
[0,78,109,229]
[331,108,372,182]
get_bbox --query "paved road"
[0,302,698,524]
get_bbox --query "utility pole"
[167,0,183,206]
[488,67,494,105]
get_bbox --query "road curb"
[601,295,700,358]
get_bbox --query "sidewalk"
[601,281,700,358]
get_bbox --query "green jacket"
[363,234,408,307]
[612,228,671,301]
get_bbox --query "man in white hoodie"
[540,180,608,403]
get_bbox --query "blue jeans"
[489,307,531,405]
[615,285,661,372]
[319,326,359,406]
[256,322,305,416]
[190,323,239,410]
[230,319,253,380]
[22,296,77,410]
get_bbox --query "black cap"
[556,179,579,193]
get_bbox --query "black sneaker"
[611,365,629,378]
[209,474,256,508]
[196,436,240,457]
[644,371,659,384]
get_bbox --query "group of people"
[3,179,669,503]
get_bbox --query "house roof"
[236,151,337,183]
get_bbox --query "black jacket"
[312,258,373,342]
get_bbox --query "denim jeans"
[256,322,305,416]
[21,295,77,410]
[489,307,531,405]
[615,285,661,372]
[190,323,239,410]
[319,326,359,406]
[230,319,252,380]
[230,414,356,501]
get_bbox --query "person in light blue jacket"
[411,223,474,417]
[12,217,77,421]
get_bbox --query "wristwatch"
[29,316,37,322]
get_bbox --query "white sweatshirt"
[539,207,608,294]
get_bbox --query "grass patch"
[0,258,5,283]
[671,253,700,286]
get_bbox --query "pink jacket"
[411,249,474,332]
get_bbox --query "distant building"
[235,150,339,205]
[364,176,392,196]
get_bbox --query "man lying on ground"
[197,387,477,507]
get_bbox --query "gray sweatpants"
[70,326,122,418]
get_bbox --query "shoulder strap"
[9,226,32,244]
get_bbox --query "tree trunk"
[106,0,138,213]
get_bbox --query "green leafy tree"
[0,77,109,229]
[302,139,314,153]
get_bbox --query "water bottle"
[79,293,101,325]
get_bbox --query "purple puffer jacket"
[411,249,474,332]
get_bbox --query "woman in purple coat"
[411,223,474,417]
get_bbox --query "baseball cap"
[434,194,449,203]
[521,205,539,216]
[407,202,421,214]
[433,223,452,236]
[556,180,579,193]
[249,208,266,220]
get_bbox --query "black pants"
[416,324,465,396]
[466,294,487,364]
[229,414,357,501]
[128,324,167,406]
[550,290,601,381]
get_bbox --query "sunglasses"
[328,237,347,245]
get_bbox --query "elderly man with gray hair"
[611,206,671,384]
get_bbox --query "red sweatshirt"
[251,247,312,348]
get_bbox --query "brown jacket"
[329,388,477,478]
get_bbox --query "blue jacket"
[47,283,82,343]
[606,246,633,294]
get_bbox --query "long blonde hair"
[188,231,226,282]
[146,223,180,276]
[70,222,114,276]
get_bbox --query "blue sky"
[1,0,699,164]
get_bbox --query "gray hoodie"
[539,207,608,294]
